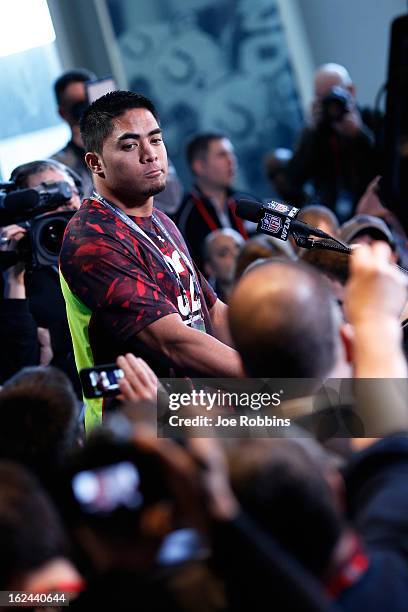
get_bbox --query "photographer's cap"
[339,214,394,246]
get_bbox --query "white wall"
[296,0,407,107]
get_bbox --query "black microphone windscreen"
[235,199,262,222]
[3,189,39,212]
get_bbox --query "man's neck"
[196,181,228,213]
[94,186,153,217]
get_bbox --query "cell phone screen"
[79,364,124,398]
[72,461,143,514]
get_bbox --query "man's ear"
[58,105,68,122]
[347,83,356,100]
[191,158,204,178]
[85,152,105,177]
[339,322,354,365]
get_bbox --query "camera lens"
[39,218,67,255]
[30,211,74,267]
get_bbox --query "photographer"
[0,159,81,393]
[287,63,378,220]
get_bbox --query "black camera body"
[320,86,353,125]
[18,210,75,268]
[0,181,74,269]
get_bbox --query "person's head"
[0,367,79,477]
[186,133,236,192]
[0,461,69,590]
[63,427,173,572]
[54,68,96,130]
[234,235,295,281]
[229,260,350,381]
[298,204,339,237]
[204,229,244,285]
[80,91,167,207]
[228,438,343,578]
[314,63,355,101]
[339,214,396,251]
[10,159,82,211]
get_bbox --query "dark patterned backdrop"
[107,0,303,199]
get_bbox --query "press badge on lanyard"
[93,193,206,331]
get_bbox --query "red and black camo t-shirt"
[59,197,217,377]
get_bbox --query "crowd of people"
[0,60,407,610]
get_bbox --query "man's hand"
[333,106,363,137]
[116,353,158,403]
[344,241,408,380]
[309,97,363,137]
[1,224,27,298]
[37,327,53,366]
[356,176,383,216]
[344,241,408,326]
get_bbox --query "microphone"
[236,198,329,242]
[0,182,72,226]
[1,189,40,212]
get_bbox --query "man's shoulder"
[64,199,116,238]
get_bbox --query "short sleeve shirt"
[59,197,217,399]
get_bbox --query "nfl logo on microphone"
[261,213,282,234]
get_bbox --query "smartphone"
[85,76,117,104]
[70,452,169,518]
[72,461,142,515]
[79,363,124,398]
[156,528,207,566]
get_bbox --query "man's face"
[59,81,87,126]
[95,108,168,203]
[26,168,81,211]
[206,233,242,282]
[195,138,236,190]
[314,73,344,100]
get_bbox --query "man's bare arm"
[210,299,233,346]
[137,313,243,377]
[345,242,408,378]
[344,242,408,437]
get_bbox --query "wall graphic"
[107,0,302,198]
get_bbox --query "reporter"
[287,63,378,218]
[0,160,82,393]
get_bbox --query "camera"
[60,426,170,530]
[320,86,353,125]
[0,180,74,269]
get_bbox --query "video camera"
[320,86,353,125]
[0,180,74,269]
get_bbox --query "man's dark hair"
[0,367,79,477]
[186,132,226,168]
[0,461,68,589]
[54,68,96,106]
[229,439,342,577]
[80,90,159,154]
